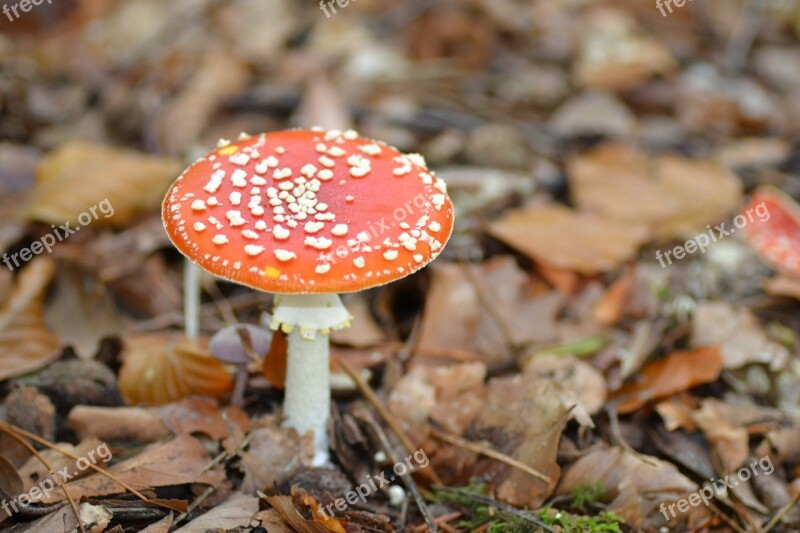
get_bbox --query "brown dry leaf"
[692,400,749,475]
[0,257,60,381]
[173,493,259,533]
[119,334,233,406]
[593,268,636,326]
[488,204,648,275]
[387,363,487,442]
[556,447,708,529]
[264,492,344,533]
[417,258,565,363]
[331,293,385,348]
[39,434,225,504]
[568,143,743,241]
[610,347,724,414]
[304,492,346,533]
[19,438,107,493]
[152,51,251,156]
[0,455,23,523]
[240,420,315,492]
[69,405,171,443]
[522,355,606,428]
[24,140,181,227]
[20,502,112,533]
[253,509,294,532]
[44,265,128,358]
[573,9,677,91]
[764,273,800,300]
[138,513,173,533]
[160,397,250,440]
[466,377,569,508]
[691,302,789,370]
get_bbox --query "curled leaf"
[119,334,233,406]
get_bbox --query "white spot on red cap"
[274,249,296,262]
[244,245,265,256]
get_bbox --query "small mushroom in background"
[209,324,273,406]
[740,185,800,275]
[162,128,454,466]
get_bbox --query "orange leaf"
[610,347,723,414]
[119,334,233,405]
[263,329,288,389]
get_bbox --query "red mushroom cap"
[740,186,800,276]
[162,129,454,294]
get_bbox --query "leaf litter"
[2,1,800,531]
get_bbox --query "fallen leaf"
[69,405,171,443]
[151,51,251,156]
[466,377,569,508]
[118,334,233,406]
[20,502,112,533]
[24,140,181,227]
[522,355,606,428]
[160,396,250,440]
[174,493,259,533]
[556,447,708,529]
[388,363,486,442]
[240,420,315,493]
[0,258,60,381]
[573,9,677,91]
[610,347,724,414]
[568,143,743,241]
[488,203,648,274]
[0,456,23,523]
[692,400,750,474]
[138,513,174,533]
[593,268,636,326]
[263,328,288,389]
[264,491,345,533]
[691,302,789,370]
[39,435,225,504]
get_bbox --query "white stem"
[273,293,351,467]
[284,328,330,466]
[184,259,200,340]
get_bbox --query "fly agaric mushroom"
[162,128,454,465]
[740,186,797,274]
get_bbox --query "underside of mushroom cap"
[270,293,352,340]
[162,129,455,294]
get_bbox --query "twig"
[429,427,550,484]
[334,356,443,485]
[707,500,748,533]
[433,486,557,533]
[0,426,86,533]
[763,490,800,532]
[604,407,658,467]
[172,485,216,526]
[0,422,154,506]
[353,409,439,533]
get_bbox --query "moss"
[432,485,624,533]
